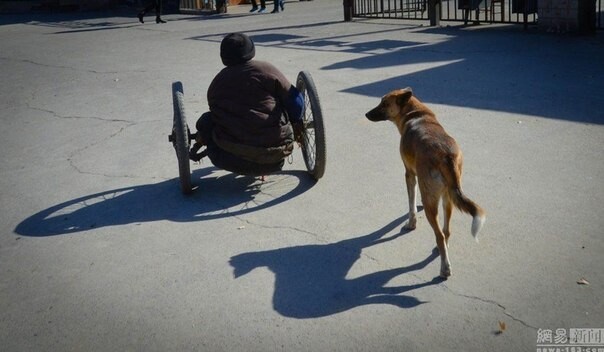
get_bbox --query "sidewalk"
[1,1,603,351]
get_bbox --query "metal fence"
[599,0,603,28]
[352,0,429,20]
[179,0,216,13]
[350,0,602,29]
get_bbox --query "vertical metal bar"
[387,0,390,18]
[429,0,440,24]
[344,0,352,20]
[409,0,413,18]
[384,0,388,18]
[394,0,404,18]
[414,0,417,18]
[454,0,458,21]
[598,0,602,29]
[398,0,401,19]
[399,0,403,18]
[396,0,400,18]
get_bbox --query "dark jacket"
[207,60,297,164]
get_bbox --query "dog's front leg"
[405,170,417,230]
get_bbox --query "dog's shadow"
[230,215,442,319]
[15,168,315,237]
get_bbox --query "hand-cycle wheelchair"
[168,71,326,194]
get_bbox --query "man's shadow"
[230,215,443,319]
[15,168,315,237]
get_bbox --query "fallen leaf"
[577,278,590,285]
[498,321,507,333]
[237,226,245,230]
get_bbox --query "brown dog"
[366,88,485,278]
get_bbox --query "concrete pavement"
[1,1,603,351]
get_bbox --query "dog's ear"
[397,87,413,106]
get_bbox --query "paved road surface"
[1,1,603,351]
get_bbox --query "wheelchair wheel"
[169,81,193,194]
[296,70,326,180]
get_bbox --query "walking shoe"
[270,8,279,13]
[137,12,144,23]
[258,7,267,13]
[156,17,166,23]
[279,0,284,10]
[249,6,258,12]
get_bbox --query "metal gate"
[352,0,429,20]
[350,0,602,28]
[179,0,217,13]
[598,0,603,29]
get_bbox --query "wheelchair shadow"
[15,168,316,237]
[230,216,443,318]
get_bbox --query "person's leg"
[195,112,284,175]
[258,0,267,12]
[155,0,166,23]
[138,0,155,23]
[195,112,213,146]
[270,0,280,13]
[250,0,259,11]
[189,112,213,161]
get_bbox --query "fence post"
[343,0,353,21]
[428,0,441,26]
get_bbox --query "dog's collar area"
[405,110,428,120]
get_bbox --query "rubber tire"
[296,70,326,180]
[172,81,193,194]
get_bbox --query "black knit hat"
[220,33,255,67]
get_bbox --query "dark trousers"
[273,0,283,11]
[142,0,162,16]
[251,0,266,8]
[196,112,284,176]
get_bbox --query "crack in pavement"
[25,104,168,180]
[28,104,136,124]
[25,103,170,180]
[0,56,147,75]
[437,280,539,330]
[66,123,142,179]
[222,204,539,331]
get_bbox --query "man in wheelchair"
[191,33,304,176]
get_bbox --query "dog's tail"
[443,159,486,242]
[450,188,486,241]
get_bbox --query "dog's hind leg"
[422,190,451,278]
[404,169,418,230]
[442,195,453,243]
